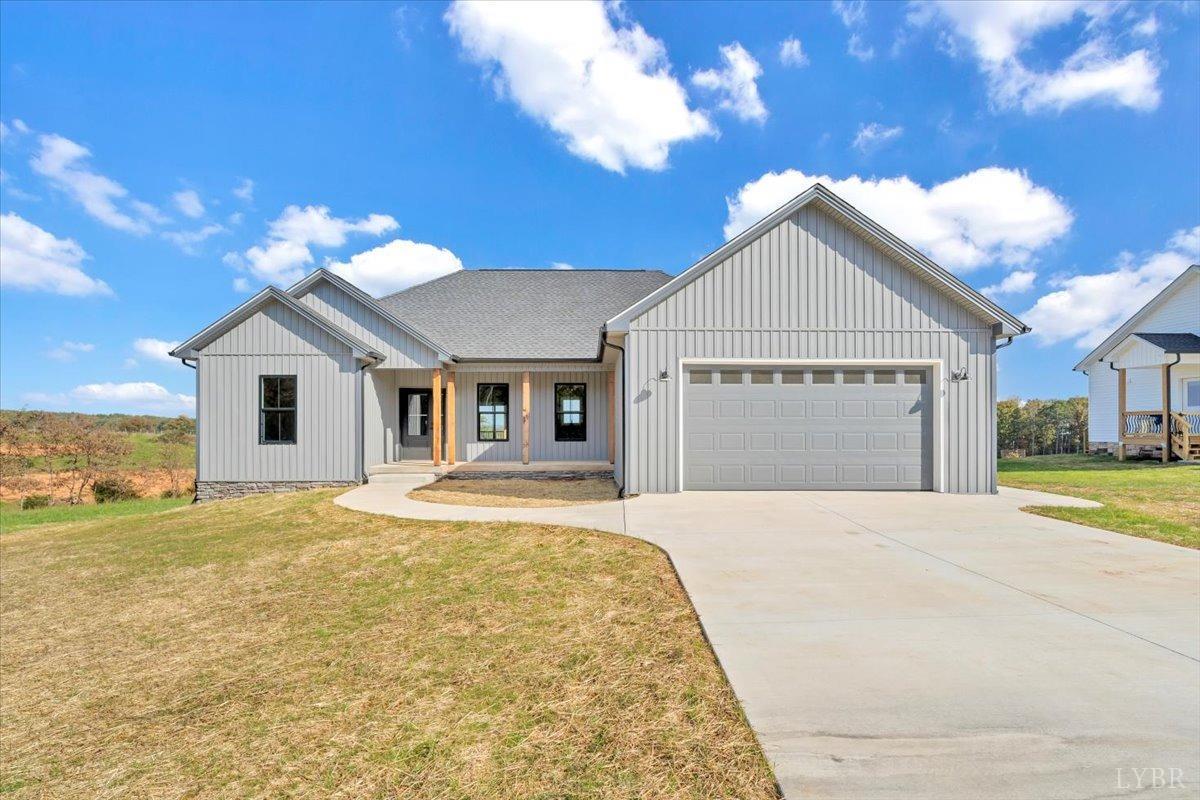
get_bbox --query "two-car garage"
[683,364,933,491]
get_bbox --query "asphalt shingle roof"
[1132,332,1200,353]
[377,269,673,360]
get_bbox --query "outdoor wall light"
[950,368,970,382]
[658,369,671,381]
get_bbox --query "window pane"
[750,370,773,384]
[279,411,296,443]
[262,377,279,408]
[812,370,835,384]
[873,370,896,384]
[781,370,805,384]
[904,370,927,384]
[1187,381,1200,408]
[278,377,296,408]
[720,370,743,385]
[843,370,865,384]
[688,370,712,384]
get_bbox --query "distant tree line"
[996,397,1088,457]
[0,409,195,436]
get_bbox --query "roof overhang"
[1074,265,1199,372]
[170,286,385,362]
[287,268,456,362]
[604,183,1030,338]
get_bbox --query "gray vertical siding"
[198,299,360,482]
[295,281,442,368]
[363,364,610,464]
[623,204,998,494]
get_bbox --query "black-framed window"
[554,383,586,442]
[477,383,509,441]
[260,375,297,444]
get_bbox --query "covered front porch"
[362,362,617,472]
[1109,333,1200,462]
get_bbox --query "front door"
[398,389,432,461]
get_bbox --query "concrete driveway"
[339,482,1200,799]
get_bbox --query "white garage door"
[683,365,933,490]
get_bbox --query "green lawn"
[0,490,775,799]
[0,496,194,534]
[998,454,1200,549]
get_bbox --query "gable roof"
[1132,332,1200,354]
[170,286,383,361]
[287,268,453,361]
[1073,264,1200,371]
[604,183,1030,337]
[377,269,673,360]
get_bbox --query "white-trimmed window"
[1185,378,1200,410]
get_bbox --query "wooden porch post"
[607,371,616,465]
[521,370,530,465]
[431,368,442,467]
[1117,367,1126,461]
[446,371,456,465]
[1162,363,1171,463]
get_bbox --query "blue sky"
[2,0,1198,416]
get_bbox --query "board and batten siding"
[198,299,360,482]
[623,203,998,494]
[294,280,442,368]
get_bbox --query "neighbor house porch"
[363,363,617,473]
[1108,333,1200,462]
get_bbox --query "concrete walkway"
[337,480,1200,800]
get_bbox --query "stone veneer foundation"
[195,480,360,502]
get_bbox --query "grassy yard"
[998,454,1200,549]
[0,496,193,534]
[0,490,776,798]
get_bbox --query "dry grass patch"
[410,477,620,508]
[0,490,776,798]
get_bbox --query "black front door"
[398,389,431,461]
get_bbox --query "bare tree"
[158,442,193,497]
[35,416,132,504]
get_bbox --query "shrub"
[92,475,140,504]
[21,494,51,510]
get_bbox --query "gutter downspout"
[356,359,373,483]
[180,358,199,502]
[1165,352,1182,459]
[602,333,627,498]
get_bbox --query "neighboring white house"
[172,184,1030,499]
[1074,265,1200,462]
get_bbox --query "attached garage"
[605,184,1029,495]
[683,363,933,490]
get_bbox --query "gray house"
[173,184,1028,499]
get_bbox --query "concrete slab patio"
[337,480,1200,800]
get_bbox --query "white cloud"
[909,1,1161,113]
[445,0,713,173]
[162,223,226,255]
[232,178,254,202]
[172,189,205,218]
[232,276,252,293]
[832,1,874,61]
[12,119,30,135]
[550,261,574,270]
[327,238,463,297]
[1022,225,1199,348]
[25,382,195,414]
[229,205,399,286]
[852,122,903,152]
[779,37,809,67]
[29,134,161,234]
[723,166,1073,272]
[982,269,1037,298]
[691,42,768,123]
[46,340,95,362]
[133,337,183,365]
[0,212,113,297]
